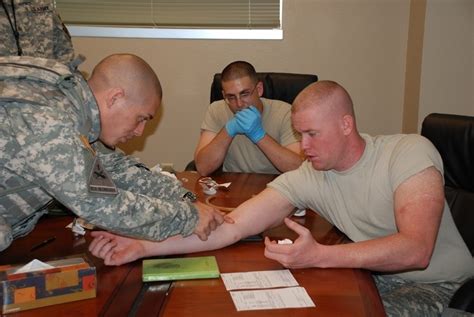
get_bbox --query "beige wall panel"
[72,0,410,170]
[418,0,474,130]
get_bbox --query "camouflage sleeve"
[94,142,186,200]
[14,116,198,241]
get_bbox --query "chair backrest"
[210,72,318,104]
[421,113,474,256]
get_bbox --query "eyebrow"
[142,114,154,121]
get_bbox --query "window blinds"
[55,0,280,29]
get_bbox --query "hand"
[264,217,321,268]
[235,106,265,143]
[88,231,146,266]
[193,201,234,241]
[225,116,242,137]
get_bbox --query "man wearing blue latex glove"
[194,61,303,176]
[235,106,266,143]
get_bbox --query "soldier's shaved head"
[88,53,162,105]
[292,80,354,120]
[88,54,163,147]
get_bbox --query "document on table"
[229,287,315,311]
[221,269,316,311]
[220,269,299,290]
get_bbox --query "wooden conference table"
[0,171,385,316]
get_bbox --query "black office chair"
[421,113,474,313]
[185,72,318,171]
[210,72,319,104]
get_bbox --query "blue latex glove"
[225,116,241,137]
[235,106,266,143]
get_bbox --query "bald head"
[88,53,162,103]
[291,81,364,172]
[293,80,354,119]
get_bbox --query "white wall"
[73,0,468,171]
[418,0,474,130]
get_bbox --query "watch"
[182,191,197,203]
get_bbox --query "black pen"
[30,236,56,252]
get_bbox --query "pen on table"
[30,236,56,252]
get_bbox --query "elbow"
[285,157,304,172]
[194,156,217,176]
[196,166,210,176]
[416,249,433,269]
[406,245,434,270]
[194,160,210,176]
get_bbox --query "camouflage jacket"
[0,0,74,63]
[0,56,198,251]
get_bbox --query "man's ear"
[256,81,264,97]
[105,87,125,108]
[342,114,354,136]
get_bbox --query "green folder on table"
[142,256,220,282]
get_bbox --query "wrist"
[140,240,154,258]
[249,129,265,143]
[225,121,237,137]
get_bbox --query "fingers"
[89,231,117,253]
[223,214,235,224]
[249,106,260,116]
[264,236,291,254]
[212,210,225,225]
[194,203,231,240]
[284,217,310,236]
[264,237,290,267]
[195,228,209,241]
[264,236,277,245]
[236,107,257,123]
[89,234,118,261]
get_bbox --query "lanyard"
[1,0,22,56]
[80,135,96,156]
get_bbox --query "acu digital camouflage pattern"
[0,0,74,63]
[0,56,198,251]
[374,274,466,317]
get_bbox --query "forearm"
[97,143,185,199]
[257,137,303,172]
[317,233,433,272]
[142,188,292,257]
[142,221,244,256]
[69,193,199,241]
[195,130,232,176]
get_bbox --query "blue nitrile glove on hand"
[225,116,241,137]
[236,106,266,143]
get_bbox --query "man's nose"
[236,96,246,109]
[301,135,310,150]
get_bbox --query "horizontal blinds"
[55,0,280,28]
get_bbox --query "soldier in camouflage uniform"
[1,0,74,63]
[0,53,227,252]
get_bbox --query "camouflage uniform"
[0,56,198,251]
[0,0,74,63]
[373,275,468,317]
